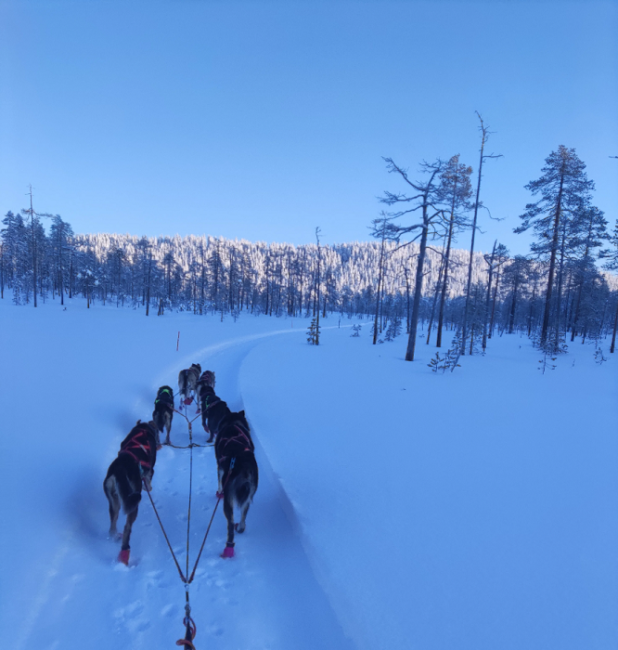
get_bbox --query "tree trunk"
[405,213,429,361]
[482,241,496,350]
[427,244,446,345]
[610,301,618,353]
[541,167,565,347]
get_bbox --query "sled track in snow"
[116,325,354,650]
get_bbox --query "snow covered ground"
[1,295,617,650]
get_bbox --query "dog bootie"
[184,397,193,406]
[221,545,235,559]
[118,549,130,565]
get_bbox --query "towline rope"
[143,397,229,648]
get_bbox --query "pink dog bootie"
[118,549,130,565]
[221,544,235,559]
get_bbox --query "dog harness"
[200,392,222,412]
[218,424,253,458]
[119,426,154,472]
[155,388,173,405]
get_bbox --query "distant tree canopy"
[3,143,617,359]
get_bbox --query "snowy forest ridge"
[2,144,618,360]
[3,227,617,308]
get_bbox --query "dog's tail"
[116,469,142,514]
[230,466,257,508]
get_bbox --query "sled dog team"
[103,363,259,565]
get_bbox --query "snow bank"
[240,322,618,650]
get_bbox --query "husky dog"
[195,370,216,439]
[153,385,174,446]
[103,420,158,565]
[178,363,202,407]
[201,381,258,558]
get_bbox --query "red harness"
[218,425,253,460]
[119,427,153,471]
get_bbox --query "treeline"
[2,145,617,358]
[0,217,489,319]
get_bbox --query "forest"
[2,145,617,360]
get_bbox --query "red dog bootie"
[118,549,130,565]
[184,397,193,406]
[220,544,235,559]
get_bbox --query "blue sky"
[1,0,617,256]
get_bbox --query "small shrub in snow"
[538,352,557,374]
[594,347,607,365]
[307,317,321,345]
[384,317,402,342]
[351,324,362,337]
[428,347,461,373]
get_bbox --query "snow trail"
[1,303,353,650]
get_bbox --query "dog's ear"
[239,410,245,417]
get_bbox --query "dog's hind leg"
[165,412,172,444]
[104,475,121,538]
[154,426,162,449]
[235,501,251,534]
[221,496,235,558]
[216,466,224,497]
[118,507,139,564]
[202,411,213,443]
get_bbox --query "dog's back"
[112,420,158,493]
[104,420,158,561]
[215,412,258,557]
[179,363,202,399]
[153,386,174,444]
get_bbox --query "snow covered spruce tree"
[1,211,28,303]
[514,145,594,351]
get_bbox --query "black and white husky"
[201,379,258,558]
[152,385,174,446]
[103,420,158,564]
[178,363,202,407]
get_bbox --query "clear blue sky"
[1,0,617,256]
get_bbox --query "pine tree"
[515,146,594,350]
[49,215,74,306]
[568,205,608,340]
[436,155,473,347]
[601,219,618,352]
